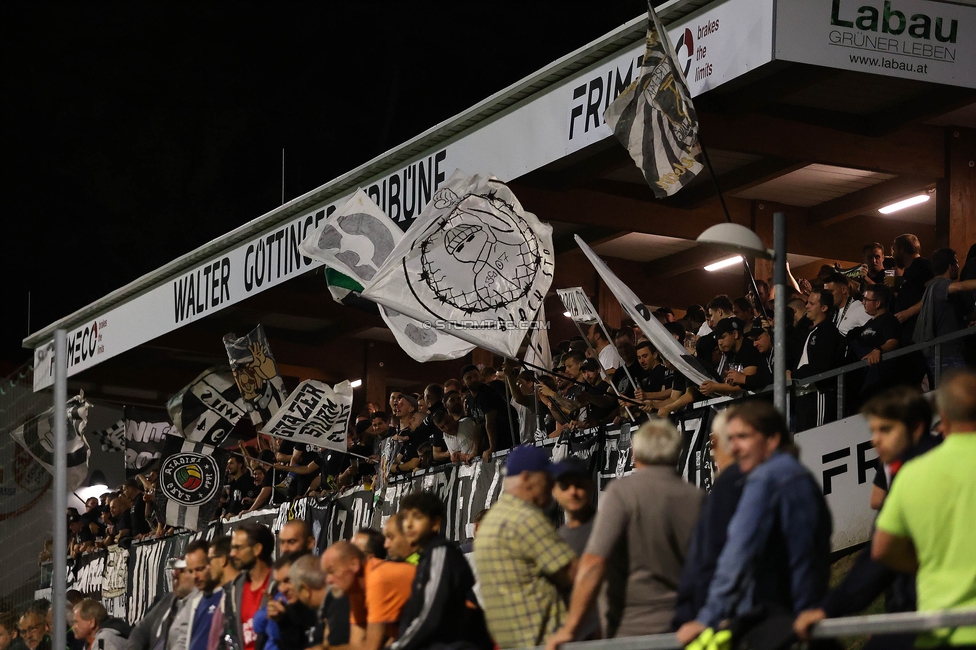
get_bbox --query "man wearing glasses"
[17,610,49,650]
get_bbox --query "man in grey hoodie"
[72,600,130,650]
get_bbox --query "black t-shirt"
[319,593,350,647]
[129,493,152,536]
[582,379,615,425]
[227,472,258,515]
[640,364,668,394]
[614,361,645,398]
[318,450,348,491]
[468,385,515,450]
[727,340,766,373]
[288,447,321,497]
[894,257,934,313]
[398,422,434,463]
[72,527,95,546]
[894,257,935,344]
[850,312,900,355]
[115,511,133,537]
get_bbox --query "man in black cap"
[699,318,765,397]
[68,514,94,558]
[732,323,774,392]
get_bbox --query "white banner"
[575,235,715,387]
[362,172,555,359]
[557,287,600,324]
[525,305,553,371]
[299,189,474,362]
[795,413,879,551]
[261,380,353,452]
[31,0,775,389]
[775,0,976,88]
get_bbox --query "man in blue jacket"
[676,400,832,645]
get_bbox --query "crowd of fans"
[26,232,976,649]
[15,370,976,650]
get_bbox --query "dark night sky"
[0,2,644,368]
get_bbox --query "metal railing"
[536,609,976,650]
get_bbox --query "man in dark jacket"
[391,491,492,650]
[793,289,844,430]
[675,401,832,646]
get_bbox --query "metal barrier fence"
[540,610,976,650]
[0,361,53,612]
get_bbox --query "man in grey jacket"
[126,560,196,650]
[72,600,130,650]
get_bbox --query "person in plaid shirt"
[473,445,578,649]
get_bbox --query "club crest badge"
[159,452,219,506]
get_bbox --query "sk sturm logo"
[675,28,694,78]
[160,452,219,506]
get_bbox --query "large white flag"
[524,305,552,371]
[575,235,714,386]
[260,380,353,452]
[300,189,474,362]
[362,171,555,359]
[10,392,92,491]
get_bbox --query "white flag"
[557,287,600,325]
[300,189,474,362]
[524,305,552,371]
[261,380,353,452]
[362,171,555,359]
[10,393,92,491]
[575,235,714,386]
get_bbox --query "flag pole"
[565,319,637,422]
[699,144,770,320]
[517,358,644,408]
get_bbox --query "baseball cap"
[745,324,771,340]
[67,513,82,524]
[505,445,573,477]
[580,358,600,372]
[553,457,590,480]
[167,558,187,570]
[712,317,744,338]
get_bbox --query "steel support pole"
[52,329,68,650]
[773,212,788,417]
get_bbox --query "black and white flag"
[91,407,177,476]
[91,419,126,453]
[604,1,703,198]
[362,171,555,359]
[155,437,227,531]
[223,325,288,425]
[167,368,246,446]
[261,380,353,452]
[10,392,92,491]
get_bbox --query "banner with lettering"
[260,380,353,452]
[167,368,246,446]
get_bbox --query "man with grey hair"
[289,555,328,611]
[547,420,702,648]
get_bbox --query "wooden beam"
[644,247,733,279]
[664,157,807,209]
[948,127,976,257]
[807,176,936,227]
[698,63,843,116]
[699,111,945,178]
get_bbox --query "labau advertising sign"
[775,0,975,87]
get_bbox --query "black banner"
[68,549,106,599]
